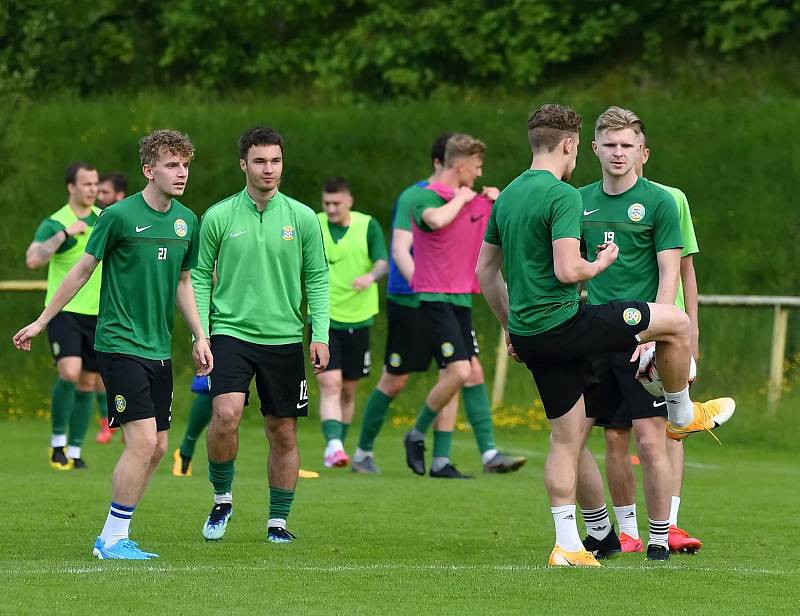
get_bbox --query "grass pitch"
[1,415,798,615]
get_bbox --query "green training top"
[193,188,329,346]
[653,181,699,311]
[85,192,199,360]
[388,183,428,308]
[412,189,472,308]
[580,177,683,305]
[484,170,582,336]
[34,203,103,315]
[321,213,387,329]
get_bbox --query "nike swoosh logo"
[653,400,667,408]
[583,209,600,216]
[229,231,246,238]
[470,215,484,222]
[135,225,152,232]
[296,401,309,409]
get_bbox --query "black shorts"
[384,299,431,375]
[209,335,308,418]
[97,352,173,431]
[510,301,651,420]
[584,349,666,428]
[325,327,371,380]
[46,311,99,372]
[421,301,479,368]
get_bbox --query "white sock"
[614,504,639,539]
[648,518,669,549]
[663,387,693,427]
[581,505,611,540]
[669,496,681,527]
[481,448,498,465]
[551,505,583,552]
[51,434,67,448]
[325,439,344,456]
[66,445,81,460]
[431,457,449,472]
[214,492,232,505]
[100,502,134,548]
[353,448,372,463]
[267,518,286,529]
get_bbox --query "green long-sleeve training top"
[193,188,330,345]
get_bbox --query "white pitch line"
[1,561,793,577]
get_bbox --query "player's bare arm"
[175,269,213,376]
[655,248,681,305]
[13,252,99,350]
[552,237,618,284]
[352,259,388,290]
[420,186,476,230]
[391,228,415,283]
[25,221,89,269]
[476,241,519,362]
[681,254,700,359]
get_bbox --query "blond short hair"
[139,130,195,167]
[444,134,486,167]
[594,106,645,138]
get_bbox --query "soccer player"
[591,120,703,554]
[171,376,213,477]
[94,171,128,444]
[194,126,329,544]
[97,172,128,208]
[25,162,102,469]
[14,129,212,560]
[315,177,387,468]
[476,103,734,566]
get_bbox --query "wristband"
[61,229,69,241]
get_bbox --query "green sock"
[358,389,393,451]
[67,391,94,447]
[341,423,350,444]
[51,378,76,436]
[433,430,453,458]
[463,383,496,453]
[96,392,107,419]
[209,459,235,495]
[180,395,213,458]
[414,404,438,434]
[322,419,344,442]
[269,486,295,520]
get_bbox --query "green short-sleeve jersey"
[85,192,199,360]
[484,170,582,335]
[393,183,429,232]
[580,177,683,305]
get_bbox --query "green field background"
[1,95,798,447]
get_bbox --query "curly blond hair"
[138,130,195,167]
[527,104,582,152]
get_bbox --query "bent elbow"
[554,268,578,285]
[25,256,41,270]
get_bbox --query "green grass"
[2,415,798,615]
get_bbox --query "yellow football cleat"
[548,545,601,567]
[298,469,320,479]
[49,447,74,471]
[172,449,192,477]
[667,397,736,441]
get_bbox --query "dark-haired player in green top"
[14,130,212,560]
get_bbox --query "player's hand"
[455,186,477,203]
[631,342,656,379]
[13,319,45,351]
[352,274,374,291]
[193,338,213,376]
[505,330,522,363]
[594,242,619,270]
[66,221,89,237]
[481,186,500,201]
[310,342,329,374]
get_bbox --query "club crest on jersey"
[114,395,127,413]
[441,342,455,358]
[627,203,645,222]
[623,308,642,326]
[174,219,188,237]
[282,226,295,241]
[389,353,402,368]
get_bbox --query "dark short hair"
[65,162,96,186]
[527,104,583,152]
[431,133,453,164]
[323,176,350,194]
[239,126,284,160]
[99,172,128,194]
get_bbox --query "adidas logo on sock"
[564,514,575,520]
[624,512,636,518]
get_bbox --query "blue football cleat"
[203,503,233,541]
[93,537,159,560]
[267,526,296,544]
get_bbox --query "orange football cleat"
[619,532,644,553]
[668,526,702,553]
